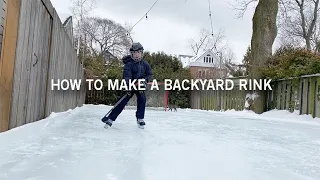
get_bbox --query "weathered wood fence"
[191,88,249,111]
[0,0,85,132]
[191,74,320,118]
[190,77,249,111]
[86,83,168,109]
[267,74,320,118]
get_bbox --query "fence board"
[309,78,316,116]
[11,0,35,128]
[17,0,36,126]
[40,7,52,118]
[0,0,6,55]
[316,78,320,117]
[276,82,280,109]
[26,0,37,124]
[7,0,26,129]
[284,81,288,110]
[0,0,20,132]
[302,79,308,114]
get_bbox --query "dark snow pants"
[108,91,146,121]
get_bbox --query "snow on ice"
[0,105,320,180]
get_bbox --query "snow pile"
[227,74,234,78]
[220,108,320,126]
[244,92,259,109]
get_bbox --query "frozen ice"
[0,105,319,180]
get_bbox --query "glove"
[125,90,132,96]
[142,79,148,90]
[141,79,147,89]
[135,79,147,90]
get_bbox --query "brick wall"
[190,66,228,79]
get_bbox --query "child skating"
[101,42,152,129]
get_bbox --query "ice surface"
[0,105,320,180]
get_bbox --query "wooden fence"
[0,0,85,132]
[267,74,320,118]
[86,83,168,109]
[190,75,320,118]
[190,77,249,111]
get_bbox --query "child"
[101,42,152,128]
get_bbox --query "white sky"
[51,0,259,64]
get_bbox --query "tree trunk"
[248,0,278,114]
[306,38,311,50]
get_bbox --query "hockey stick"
[104,93,128,117]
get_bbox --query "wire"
[208,0,214,37]
[207,0,220,54]
[129,0,160,33]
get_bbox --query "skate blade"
[104,124,111,129]
[138,124,145,129]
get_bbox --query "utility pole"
[219,52,222,78]
[218,51,222,111]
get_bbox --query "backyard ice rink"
[0,104,320,180]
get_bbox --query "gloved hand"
[141,79,147,89]
[125,90,132,96]
[135,79,147,91]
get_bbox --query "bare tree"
[278,0,320,50]
[220,48,240,76]
[69,0,97,56]
[82,17,132,58]
[187,29,211,55]
[123,22,134,44]
[187,28,227,56]
[222,47,236,64]
[209,29,228,53]
[232,0,258,18]
[70,0,97,29]
[233,0,320,51]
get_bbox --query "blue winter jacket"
[122,55,152,88]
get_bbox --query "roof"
[190,49,218,61]
[188,49,225,68]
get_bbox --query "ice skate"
[137,118,145,129]
[102,116,113,128]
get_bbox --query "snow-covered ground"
[1,105,320,180]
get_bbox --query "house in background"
[188,49,228,79]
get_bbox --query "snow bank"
[176,105,320,126]
[50,104,320,127]
[221,109,320,126]
[0,106,83,137]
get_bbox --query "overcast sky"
[51,0,258,63]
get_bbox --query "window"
[203,57,205,63]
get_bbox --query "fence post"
[0,0,21,132]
